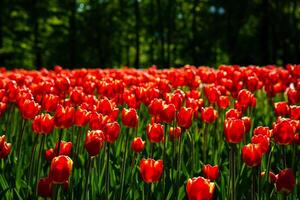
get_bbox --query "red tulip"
[85,130,105,157]
[251,134,270,154]
[177,107,194,128]
[37,177,53,198]
[169,126,182,140]
[45,141,72,162]
[274,102,290,117]
[0,102,7,117]
[202,164,219,181]
[160,103,176,124]
[224,118,245,143]
[54,105,75,129]
[70,87,83,105]
[204,85,220,104]
[273,119,296,145]
[147,123,164,143]
[290,106,300,120]
[104,122,120,143]
[74,107,90,127]
[49,155,73,184]
[225,109,242,119]
[201,107,218,124]
[186,176,215,200]
[253,126,272,138]
[242,116,251,133]
[89,112,105,130]
[0,135,12,159]
[42,94,59,112]
[242,143,263,167]
[140,158,163,183]
[217,96,230,109]
[32,113,55,134]
[237,89,255,109]
[55,76,70,92]
[131,137,145,153]
[97,97,113,115]
[287,88,299,104]
[148,98,164,116]
[122,108,138,128]
[19,99,40,120]
[275,169,295,193]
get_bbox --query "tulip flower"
[242,116,251,133]
[169,126,182,140]
[241,143,263,167]
[177,107,193,128]
[131,137,145,153]
[253,126,272,138]
[19,99,40,120]
[202,164,219,181]
[85,130,105,157]
[45,141,72,161]
[275,169,295,194]
[290,105,300,120]
[32,113,55,134]
[225,108,242,119]
[273,119,296,145]
[217,95,230,109]
[274,102,290,117]
[42,94,59,112]
[186,176,215,200]
[148,98,164,116]
[251,134,270,154]
[140,158,163,183]
[74,107,90,127]
[54,105,75,129]
[160,103,176,124]
[0,135,12,159]
[121,108,138,128]
[204,85,220,104]
[49,155,73,184]
[37,177,53,198]
[224,118,245,143]
[201,107,218,124]
[104,122,120,143]
[146,123,164,143]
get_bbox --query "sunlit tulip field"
[1,65,300,200]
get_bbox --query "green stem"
[16,119,26,160]
[106,144,110,200]
[120,129,129,200]
[56,129,64,155]
[35,135,46,196]
[83,156,92,200]
[162,123,167,199]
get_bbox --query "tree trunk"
[261,0,270,65]
[0,0,4,66]
[192,0,199,65]
[69,0,76,68]
[156,0,165,67]
[33,0,42,69]
[134,0,140,68]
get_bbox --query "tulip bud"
[177,107,194,128]
[0,135,12,159]
[49,156,73,184]
[202,164,219,181]
[104,122,120,143]
[186,176,215,200]
[131,137,145,153]
[140,158,163,183]
[85,130,105,157]
[224,118,245,143]
[242,143,263,167]
[37,177,53,198]
[147,123,164,143]
[201,107,218,124]
[275,169,295,194]
[122,108,138,128]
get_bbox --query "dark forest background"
[0,0,299,69]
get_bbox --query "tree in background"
[0,0,299,69]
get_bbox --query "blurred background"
[0,0,299,69]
